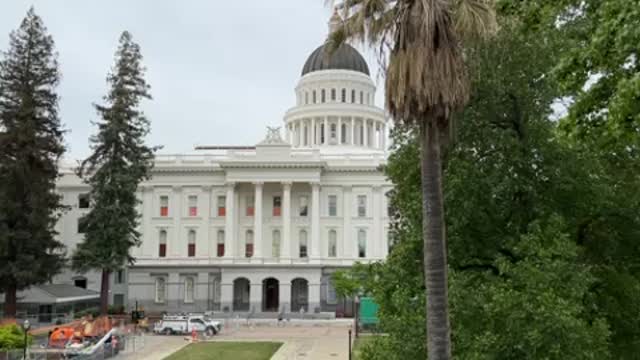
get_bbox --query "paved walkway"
[215,322,352,359]
[116,321,353,360]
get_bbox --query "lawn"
[163,341,282,360]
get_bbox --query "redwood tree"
[72,31,156,315]
[0,8,66,317]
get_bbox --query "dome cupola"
[301,43,370,76]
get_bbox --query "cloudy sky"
[0,1,384,160]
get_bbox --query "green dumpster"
[359,297,379,326]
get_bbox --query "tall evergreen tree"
[72,31,156,315]
[0,8,66,317]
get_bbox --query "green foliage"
[0,8,66,316]
[0,324,31,350]
[343,13,640,358]
[71,31,157,275]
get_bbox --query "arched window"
[299,230,308,258]
[321,89,326,103]
[341,88,346,102]
[328,230,337,257]
[159,230,167,257]
[358,230,367,258]
[217,230,225,257]
[312,90,317,104]
[184,277,194,303]
[155,277,166,303]
[351,89,356,103]
[331,89,336,101]
[272,230,281,258]
[341,123,347,144]
[188,230,196,257]
[245,230,254,258]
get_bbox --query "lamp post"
[22,319,30,360]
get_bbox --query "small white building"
[54,15,391,317]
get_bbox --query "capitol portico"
[53,12,391,317]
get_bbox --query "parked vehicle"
[153,314,221,336]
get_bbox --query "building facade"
[54,16,391,317]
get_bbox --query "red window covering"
[189,207,197,216]
[160,206,168,217]
[273,207,281,216]
[159,244,166,257]
[245,244,254,258]
[217,244,225,257]
[218,207,226,217]
[188,244,195,257]
[246,207,254,216]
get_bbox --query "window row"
[154,276,195,304]
[152,194,368,218]
[301,88,373,106]
[156,228,367,259]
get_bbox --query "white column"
[311,182,321,259]
[224,182,235,258]
[338,118,342,144]
[364,120,369,147]
[282,182,292,259]
[250,282,262,313]
[253,182,263,259]
[311,118,316,146]
[342,185,352,258]
[350,118,355,145]
[172,185,182,256]
[201,186,211,257]
[298,121,303,147]
[324,117,329,145]
[280,281,291,312]
[382,123,387,151]
[373,186,382,258]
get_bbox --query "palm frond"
[453,0,497,41]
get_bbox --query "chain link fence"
[0,332,145,360]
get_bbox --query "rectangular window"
[246,196,255,216]
[159,230,167,258]
[357,195,367,217]
[360,91,363,104]
[188,230,196,257]
[113,294,124,307]
[321,89,326,102]
[184,277,194,303]
[331,88,336,101]
[358,230,367,258]
[77,216,88,234]
[328,195,337,216]
[188,195,198,216]
[217,230,225,257]
[273,196,282,216]
[115,270,124,284]
[351,89,356,103]
[217,196,226,216]
[78,193,90,208]
[341,88,346,102]
[327,280,338,304]
[330,123,337,139]
[299,196,308,217]
[160,195,169,217]
[155,278,166,303]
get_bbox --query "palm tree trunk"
[100,269,110,315]
[420,119,451,359]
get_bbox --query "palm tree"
[327,1,495,358]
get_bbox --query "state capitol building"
[54,14,391,317]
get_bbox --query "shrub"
[0,324,32,350]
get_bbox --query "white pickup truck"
[153,314,221,336]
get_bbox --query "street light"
[22,319,30,360]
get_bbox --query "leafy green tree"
[336,17,623,359]
[72,31,156,315]
[0,8,66,317]
[329,2,496,357]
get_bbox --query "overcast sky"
[0,1,384,160]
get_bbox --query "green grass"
[163,341,282,360]
[353,335,377,359]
